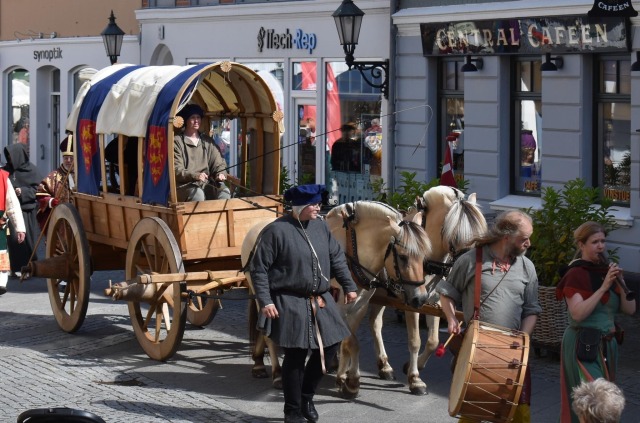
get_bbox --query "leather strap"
[310,296,326,373]
[474,247,482,320]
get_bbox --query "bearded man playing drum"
[437,210,542,422]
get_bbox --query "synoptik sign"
[33,47,63,62]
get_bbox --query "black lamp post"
[332,0,389,99]
[101,10,125,65]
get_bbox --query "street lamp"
[101,10,125,65]
[332,0,389,99]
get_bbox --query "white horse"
[356,186,487,396]
[242,201,432,391]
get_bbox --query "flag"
[75,66,142,195]
[440,141,457,188]
[325,64,341,153]
[142,64,207,206]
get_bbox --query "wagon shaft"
[104,270,246,302]
[21,253,75,281]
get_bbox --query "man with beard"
[436,210,542,422]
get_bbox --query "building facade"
[0,0,141,171]
[393,0,640,274]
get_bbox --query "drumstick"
[435,322,463,358]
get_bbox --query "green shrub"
[525,178,619,286]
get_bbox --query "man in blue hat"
[249,184,357,423]
[174,104,230,201]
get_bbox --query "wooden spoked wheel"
[126,217,186,361]
[45,203,91,333]
[187,293,220,327]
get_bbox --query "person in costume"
[36,136,75,232]
[248,184,357,423]
[556,221,636,423]
[3,143,42,276]
[174,104,230,202]
[437,209,542,422]
[0,169,26,294]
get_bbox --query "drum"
[449,320,529,423]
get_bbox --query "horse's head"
[383,214,433,308]
[326,201,432,307]
[418,186,487,262]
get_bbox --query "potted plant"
[524,178,619,352]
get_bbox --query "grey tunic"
[173,132,227,199]
[436,245,542,330]
[249,215,357,349]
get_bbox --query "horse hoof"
[338,385,359,400]
[378,369,395,381]
[410,385,428,396]
[252,368,269,379]
[272,377,283,390]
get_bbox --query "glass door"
[294,99,317,185]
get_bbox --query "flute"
[598,253,635,301]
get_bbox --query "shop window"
[326,62,383,205]
[596,56,631,206]
[512,57,542,195]
[293,61,317,91]
[9,69,30,148]
[439,59,465,184]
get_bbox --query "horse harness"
[341,202,426,298]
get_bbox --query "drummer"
[174,104,230,202]
[436,210,542,422]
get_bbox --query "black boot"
[284,410,307,423]
[301,399,319,422]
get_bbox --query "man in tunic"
[36,136,75,232]
[249,184,357,423]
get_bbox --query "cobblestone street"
[1,269,638,422]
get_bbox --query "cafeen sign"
[421,15,629,56]
[588,0,638,17]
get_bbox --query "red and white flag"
[440,141,457,188]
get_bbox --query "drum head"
[448,320,479,416]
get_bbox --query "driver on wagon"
[174,104,230,202]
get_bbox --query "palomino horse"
[358,186,487,396]
[242,201,432,390]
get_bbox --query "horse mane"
[421,186,487,253]
[399,220,432,259]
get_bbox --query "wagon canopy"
[66,62,283,205]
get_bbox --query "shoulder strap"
[474,246,482,320]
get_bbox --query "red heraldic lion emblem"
[79,119,97,174]
[147,125,167,185]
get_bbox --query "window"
[596,55,631,205]
[439,58,465,184]
[9,69,30,148]
[292,61,316,91]
[512,57,542,195]
[326,62,383,204]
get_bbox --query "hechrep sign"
[257,27,317,54]
[421,15,629,56]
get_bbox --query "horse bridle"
[341,203,426,297]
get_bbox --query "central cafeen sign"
[421,15,629,56]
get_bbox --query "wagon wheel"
[126,217,187,361]
[46,203,91,333]
[187,292,220,327]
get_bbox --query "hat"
[178,104,205,120]
[284,184,325,206]
[60,136,73,156]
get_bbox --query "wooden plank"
[369,294,464,320]
[227,209,235,247]
[106,202,127,241]
[92,201,110,237]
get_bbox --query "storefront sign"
[33,47,63,62]
[421,15,629,56]
[257,27,317,54]
[588,0,638,17]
